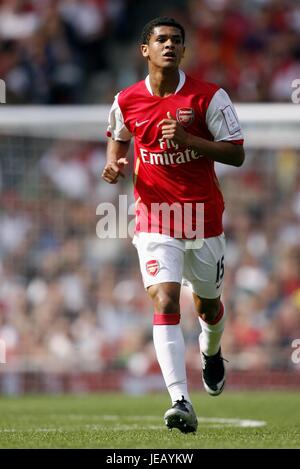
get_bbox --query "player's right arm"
[102,93,132,184]
[102,138,130,184]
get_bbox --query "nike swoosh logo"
[135,119,150,127]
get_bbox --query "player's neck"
[148,68,180,97]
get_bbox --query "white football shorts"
[132,232,226,299]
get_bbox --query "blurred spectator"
[0,0,300,103]
[1,135,300,374]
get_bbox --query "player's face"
[141,26,185,70]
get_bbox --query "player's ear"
[140,44,149,58]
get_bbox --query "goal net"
[0,104,299,393]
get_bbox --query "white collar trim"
[145,70,186,96]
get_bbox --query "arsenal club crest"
[176,108,195,126]
[146,260,160,276]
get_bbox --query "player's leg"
[148,281,197,432]
[194,295,225,356]
[184,233,226,396]
[194,295,226,395]
[133,232,197,433]
[148,281,189,402]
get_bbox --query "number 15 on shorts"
[216,255,225,289]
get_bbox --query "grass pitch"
[0,391,299,449]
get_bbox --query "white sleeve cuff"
[107,93,132,141]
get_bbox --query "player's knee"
[148,284,180,314]
[154,294,180,314]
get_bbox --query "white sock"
[198,305,226,356]
[153,324,191,404]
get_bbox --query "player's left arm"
[186,135,244,167]
[159,90,245,167]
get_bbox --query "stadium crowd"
[0,0,300,104]
[0,139,300,379]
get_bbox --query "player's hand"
[102,157,128,184]
[158,112,189,145]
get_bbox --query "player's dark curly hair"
[140,17,185,45]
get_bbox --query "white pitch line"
[45,414,267,427]
[0,416,266,432]
[100,415,267,427]
[198,417,266,427]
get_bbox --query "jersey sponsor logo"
[146,259,160,276]
[140,147,202,165]
[135,119,150,127]
[176,108,194,126]
[221,105,240,134]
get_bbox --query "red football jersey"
[107,71,243,238]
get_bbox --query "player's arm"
[102,138,130,184]
[102,93,132,184]
[159,89,245,167]
[184,134,244,167]
[159,114,244,167]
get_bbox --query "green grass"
[0,391,299,448]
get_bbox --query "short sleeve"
[106,93,132,141]
[206,88,243,143]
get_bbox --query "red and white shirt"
[107,70,243,239]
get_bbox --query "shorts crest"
[146,259,160,276]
